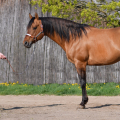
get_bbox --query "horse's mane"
[27,17,89,42]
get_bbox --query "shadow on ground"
[88,104,120,109]
[1,104,64,111]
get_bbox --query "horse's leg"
[75,61,88,109]
[78,70,88,109]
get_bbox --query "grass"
[0,82,120,96]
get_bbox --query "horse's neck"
[45,32,66,51]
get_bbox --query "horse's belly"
[87,39,120,66]
[87,54,120,66]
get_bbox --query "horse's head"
[23,13,44,48]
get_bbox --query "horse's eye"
[33,27,37,30]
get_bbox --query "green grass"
[0,82,120,96]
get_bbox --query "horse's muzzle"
[24,41,32,48]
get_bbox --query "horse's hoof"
[76,105,85,109]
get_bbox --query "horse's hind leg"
[75,61,88,109]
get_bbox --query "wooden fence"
[0,0,120,85]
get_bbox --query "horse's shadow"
[1,104,64,111]
[87,104,120,109]
[1,103,120,111]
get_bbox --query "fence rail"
[0,0,120,84]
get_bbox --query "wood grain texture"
[0,0,120,84]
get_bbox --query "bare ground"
[0,95,120,120]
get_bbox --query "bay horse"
[23,13,120,109]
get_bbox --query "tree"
[30,0,120,28]
[81,0,120,27]
[29,0,86,20]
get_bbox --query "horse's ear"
[35,13,39,20]
[29,13,33,19]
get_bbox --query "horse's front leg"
[78,70,88,109]
[75,61,88,109]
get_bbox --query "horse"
[23,13,120,109]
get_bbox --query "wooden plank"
[0,0,120,84]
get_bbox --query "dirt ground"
[0,95,120,120]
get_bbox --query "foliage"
[29,0,79,20]
[81,0,120,27]
[29,0,120,28]
[0,82,120,96]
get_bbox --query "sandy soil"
[0,95,120,120]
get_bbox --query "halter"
[26,25,43,42]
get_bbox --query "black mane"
[27,17,89,42]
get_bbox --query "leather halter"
[26,25,43,42]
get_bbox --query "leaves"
[29,0,120,28]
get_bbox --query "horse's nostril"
[24,41,32,48]
[24,41,28,46]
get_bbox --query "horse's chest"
[66,53,75,64]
